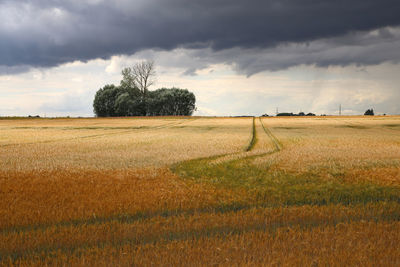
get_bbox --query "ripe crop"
[1,116,399,266]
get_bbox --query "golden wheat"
[1,116,399,266]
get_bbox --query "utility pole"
[339,104,342,116]
[276,107,278,116]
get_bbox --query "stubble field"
[1,116,400,266]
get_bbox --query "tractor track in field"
[234,116,282,155]
[172,116,283,174]
[245,117,257,151]
[338,118,400,133]
[259,117,282,153]
[2,207,399,263]
[0,118,198,148]
[241,117,283,156]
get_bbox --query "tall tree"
[120,68,136,89]
[120,60,156,97]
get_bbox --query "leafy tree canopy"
[364,109,374,116]
[93,61,196,117]
[93,85,196,117]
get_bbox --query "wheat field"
[1,116,400,266]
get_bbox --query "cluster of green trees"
[93,61,196,117]
[93,85,196,117]
[364,109,374,116]
[276,112,315,116]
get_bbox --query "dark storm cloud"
[1,0,400,73]
[146,27,400,76]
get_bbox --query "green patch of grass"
[246,117,257,151]
[335,125,369,129]
[383,124,400,128]
[172,155,400,207]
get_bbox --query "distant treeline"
[93,85,196,117]
[276,112,316,116]
[364,109,374,116]
[93,60,196,117]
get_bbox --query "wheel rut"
[171,117,283,179]
[259,117,282,152]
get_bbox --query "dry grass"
[257,116,400,185]
[0,117,251,171]
[0,168,247,229]
[1,116,399,266]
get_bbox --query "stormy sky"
[1,0,400,116]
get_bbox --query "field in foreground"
[1,116,400,266]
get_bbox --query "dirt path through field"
[171,116,284,180]
[259,117,282,152]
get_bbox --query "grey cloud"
[168,27,400,76]
[1,0,400,73]
[182,68,198,76]
[0,65,31,75]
